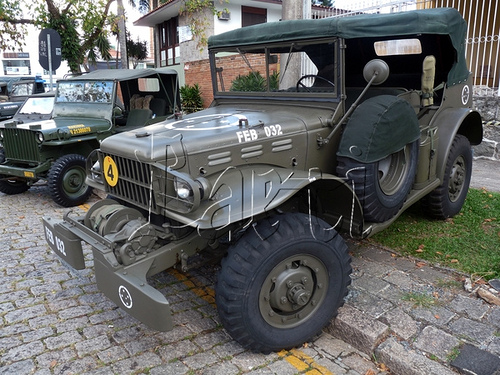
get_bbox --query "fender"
[165,165,364,236]
[430,107,482,179]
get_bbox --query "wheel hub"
[259,254,328,328]
[269,267,313,312]
[63,168,85,194]
[449,156,465,201]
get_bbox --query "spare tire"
[336,95,420,223]
[337,141,418,223]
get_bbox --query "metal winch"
[84,199,159,265]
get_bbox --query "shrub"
[180,83,204,114]
[230,71,279,92]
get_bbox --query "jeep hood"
[0,117,110,131]
[99,106,312,162]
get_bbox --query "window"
[159,17,179,66]
[242,6,267,27]
[212,39,338,100]
[374,39,422,56]
[138,78,160,92]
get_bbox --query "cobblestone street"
[0,184,381,375]
[2,165,500,375]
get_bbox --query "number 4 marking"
[103,156,119,187]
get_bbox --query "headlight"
[169,174,210,213]
[36,132,44,143]
[174,177,193,200]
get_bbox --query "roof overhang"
[133,0,181,27]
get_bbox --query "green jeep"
[0,68,180,206]
[43,8,482,352]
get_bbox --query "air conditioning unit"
[218,11,230,21]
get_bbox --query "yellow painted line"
[279,349,334,374]
[169,268,217,307]
[79,203,91,212]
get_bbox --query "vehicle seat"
[150,98,167,117]
[130,94,143,109]
[125,108,153,127]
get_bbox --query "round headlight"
[177,186,192,199]
[174,178,193,199]
[36,132,44,143]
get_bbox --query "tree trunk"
[117,0,128,69]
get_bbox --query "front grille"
[2,128,41,162]
[100,152,159,212]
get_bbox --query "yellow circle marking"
[103,156,119,187]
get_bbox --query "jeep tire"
[422,134,472,219]
[0,175,30,195]
[215,212,351,353]
[48,154,93,207]
[337,140,419,223]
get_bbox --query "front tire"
[215,213,351,353]
[337,140,418,222]
[0,175,30,195]
[48,154,92,207]
[422,134,472,219]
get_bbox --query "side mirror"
[363,59,390,85]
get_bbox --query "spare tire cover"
[337,95,419,163]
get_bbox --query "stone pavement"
[0,159,499,375]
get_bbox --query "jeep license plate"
[42,216,86,270]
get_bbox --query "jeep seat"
[125,108,153,127]
[150,98,167,117]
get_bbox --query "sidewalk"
[322,157,500,375]
[326,238,500,375]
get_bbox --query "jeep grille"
[2,128,41,162]
[99,152,158,212]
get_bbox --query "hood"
[99,106,311,164]
[0,117,110,131]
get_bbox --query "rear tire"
[337,140,418,222]
[48,154,92,207]
[422,134,472,219]
[215,213,351,353]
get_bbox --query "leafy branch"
[179,0,228,50]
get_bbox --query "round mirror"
[363,59,390,85]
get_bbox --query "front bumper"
[42,214,174,331]
[0,160,51,179]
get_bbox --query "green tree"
[1,0,117,73]
[0,2,29,51]
[179,0,228,50]
[126,36,148,68]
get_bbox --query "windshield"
[212,39,339,100]
[19,97,54,115]
[56,81,114,103]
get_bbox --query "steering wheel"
[296,75,335,92]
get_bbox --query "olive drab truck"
[43,8,482,353]
[0,68,180,207]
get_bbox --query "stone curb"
[325,241,500,375]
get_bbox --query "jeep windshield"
[211,39,339,100]
[56,81,114,103]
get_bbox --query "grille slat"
[100,151,158,211]
[3,128,40,162]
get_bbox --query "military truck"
[43,8,482,352]
[0,68,180,206]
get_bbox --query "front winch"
[84,199,158,265]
